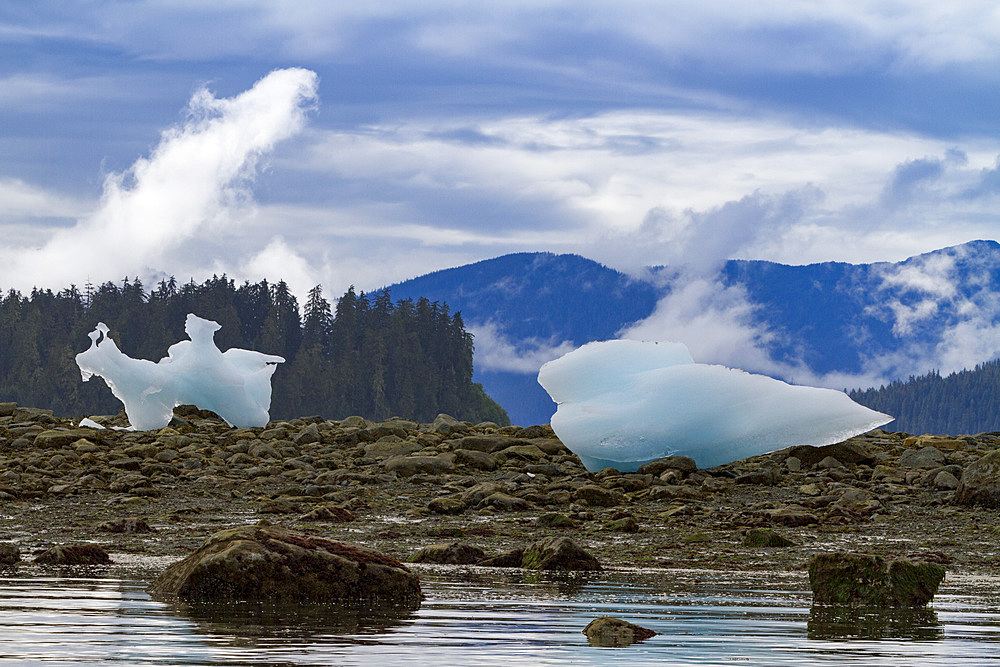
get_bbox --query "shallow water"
[0,566,998,666]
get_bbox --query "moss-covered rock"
[954,449,1000,507]
[743,528,797,547]
[147,525,421,609]
[522,536,601,571]
[583,616,657,647]
[35,544,111,565]
[808,552,944,608]
[409,541,486,565]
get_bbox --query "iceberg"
[76,314,284,430]
[537,340,892,471]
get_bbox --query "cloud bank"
[0,67,319,295]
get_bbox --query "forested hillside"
[0,277,508,425]
[850,360,1000,435]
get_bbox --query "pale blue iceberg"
[537,339,892,471]
[76,314,284,430]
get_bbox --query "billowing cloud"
[0,68,318,293]
[468,321,576,373]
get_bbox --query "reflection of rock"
[165,599,415,643]
[148,525,421,609]
[808,553,944,608]
[583,616,657,647]
[807,606,942,640]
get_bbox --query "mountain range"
[381,240,1000,427]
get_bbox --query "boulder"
[522,536,602,571]
[0,543,20,565]
[33,429,104,449]
[787,442,874,467]
[583,616,657,647]
[384,453,456,477]
[35,544,111,565]
[299,506,356,523]
[574,484,624,507]
[147,525,421,608]
[743,528,797,547]
[637,456,697,476]
[808,553,944,608]
[535,512,577,528]
[409,542,486,565]
[477,548,525,568]
[954,449,1000,507]
[428,497,467,515]
[898,446,946,469]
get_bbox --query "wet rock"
[808,552,944,608]
[299,505,356,523]
[428,497,467,515]
[35,544,111,565]
[477,548,525,568]
[522,536,602,571]
[954,449,1000,507]
[478,492,529,511]
[452,448,498,471]
[409,541,486,565]
[764,507,819,527]
[606,516,640,532]
[536,512,577,528]
[743,528,797,547]
[98,518,156,533]
[899,446,946,469]
[384,453,456,477]
[574,484,624,507]
[583,616,657,647]
[0,544,20,565]
[787,442,874,467]
[148,525,421,608]
[637,456,698,476]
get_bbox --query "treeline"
[850,360,1000,435]
[0,276,508,425]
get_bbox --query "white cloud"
[0,67,319,293]
[468,321,576,373]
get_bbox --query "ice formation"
[537,339,893,472]
[76,314,284,430]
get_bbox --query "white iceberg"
[76,314,284,430]
[537,339,892,471]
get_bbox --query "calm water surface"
[0,565,998,666]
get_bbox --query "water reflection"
[808,605,943,640]
[162,598,415,642]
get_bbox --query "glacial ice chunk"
[537,340,892,472]
[76,314,284,430]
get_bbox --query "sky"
[3,2,1000,384]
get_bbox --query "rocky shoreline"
[1,401,998,575]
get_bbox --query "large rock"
[384,453,456,477]
[583,616,657,647]
[35,544,111,565]
[522,536,602,571]
[409,542,486,565]
[898,446,946,469]
[808,553,944,608]
[954,449,1000,507]
[147,525,421,609]
[0,544,20,565]
[787,441,874,467]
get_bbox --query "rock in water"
[521,536,602,571]
[76,314,284,430]
[808,553,944,608]
[583,616,657,647]
[147,525,421,609]
[34,544,111,565]
[537,339,892,471]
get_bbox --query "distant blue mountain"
[381,240,1000,426]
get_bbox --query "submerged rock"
[147,525,421,609]
[583,616,657,647]
[808,553,944,608]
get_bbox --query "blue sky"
[2,1,1000,302]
